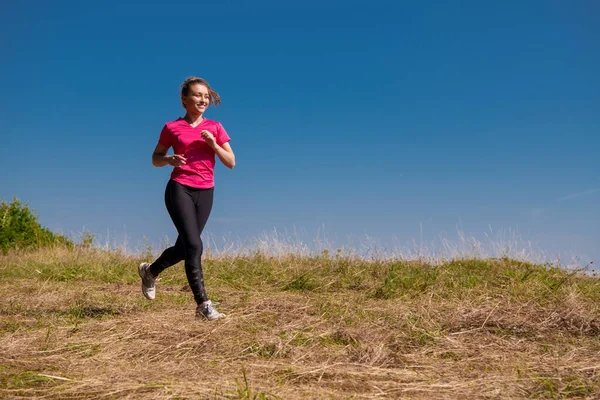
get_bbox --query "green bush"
[0,196,72,254]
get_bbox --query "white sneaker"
[138,262,156,300]
[196,300,225,321]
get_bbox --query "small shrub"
[0,196,71,253]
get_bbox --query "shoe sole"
[196,312,225,321]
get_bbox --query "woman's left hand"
[201,130,217,148]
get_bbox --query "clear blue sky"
[1,1,598,264]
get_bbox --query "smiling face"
[182,83,210,115]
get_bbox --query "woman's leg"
[149,236,184,277]
[186,187,214,304]
[148,180,189,276]
[139,181,190,300]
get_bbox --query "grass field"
[1,244,599,399]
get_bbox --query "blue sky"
[1,1,598,264]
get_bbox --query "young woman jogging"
[139,76,235,320]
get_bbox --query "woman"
[139,76,235,321]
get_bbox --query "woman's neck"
[184,112,204,127]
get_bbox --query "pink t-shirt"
[158,118,231,189]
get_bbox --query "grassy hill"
[1,244,599,399]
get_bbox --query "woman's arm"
[213,142,236,169]
[152,143,186,167]
[200,130,235,169]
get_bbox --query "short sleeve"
[158,124,172,149]
[216,122,231,146]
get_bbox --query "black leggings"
[149,179,214,304]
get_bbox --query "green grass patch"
[0,367,57,390]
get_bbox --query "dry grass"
[1,245,600,399]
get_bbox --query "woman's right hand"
[152,144,186,168]
[168,154,187,167]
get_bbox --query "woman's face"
[182,83,210,114]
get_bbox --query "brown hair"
[180,76,221,108]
